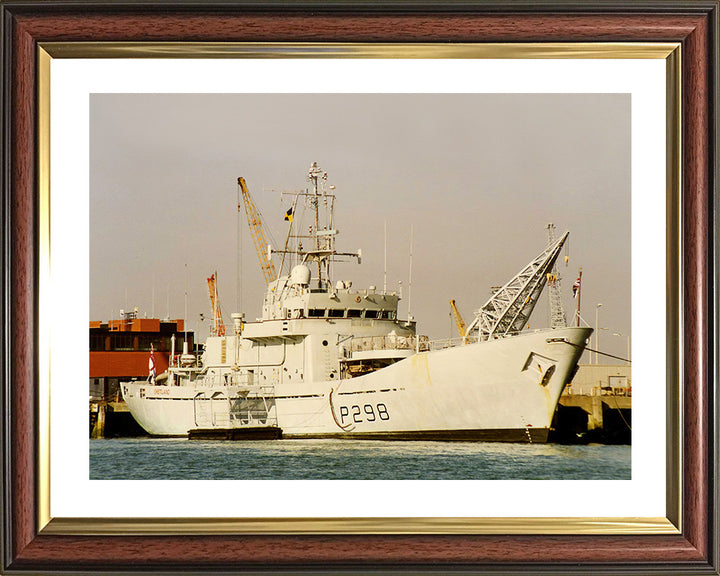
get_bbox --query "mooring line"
[547,338,631,364]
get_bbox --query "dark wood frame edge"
[1,2,717,574]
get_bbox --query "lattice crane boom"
[465,231,570,341]
[237,177,278,286]
[206,272,226,336]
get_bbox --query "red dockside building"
[89,310,194,402]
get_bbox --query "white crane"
[465,231,570,341]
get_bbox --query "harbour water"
[90,438,631,480]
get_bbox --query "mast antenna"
[407,224,414,320]
[307,161,325,287]
[184,263,188,345]
[384,220,388,294]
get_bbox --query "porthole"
[322,340,328,346]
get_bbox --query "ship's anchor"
[328,387,355,431]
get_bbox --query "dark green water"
[90,438,631,480]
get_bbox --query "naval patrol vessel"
[122,162,591,442]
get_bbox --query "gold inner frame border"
[37,41,682,536]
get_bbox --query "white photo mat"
[48,57,665,519]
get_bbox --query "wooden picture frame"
[1,1,717,573]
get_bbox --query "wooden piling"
[91,402,106,439]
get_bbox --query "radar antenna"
[465,231,570,341]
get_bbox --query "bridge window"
[365,310,379,319]
[328,309,345,318]
[308,309,325,318]
[348,310,362,318]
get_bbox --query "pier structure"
[552,364,632,444]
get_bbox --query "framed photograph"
[2,1,717,574]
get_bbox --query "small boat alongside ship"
[121,162,591,442]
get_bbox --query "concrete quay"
[90,401,147,439]
[550,392,632,444]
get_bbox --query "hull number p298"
[340,403,390,424]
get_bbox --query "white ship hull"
[122,327,590,442]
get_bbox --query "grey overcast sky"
[90,93,630,360]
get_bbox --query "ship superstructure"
[122,163,591,442]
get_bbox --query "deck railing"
[348,335,472,354]
[188,372,256,387]
[349,335,417,353]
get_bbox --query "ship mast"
[308,161,327,287]
[272,162,361,291]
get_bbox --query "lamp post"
[613,332,631,362]
[595,303,603,364]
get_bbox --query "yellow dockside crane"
[237,177,278,286]
[449,299,468,344]
[206,272,225,336]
